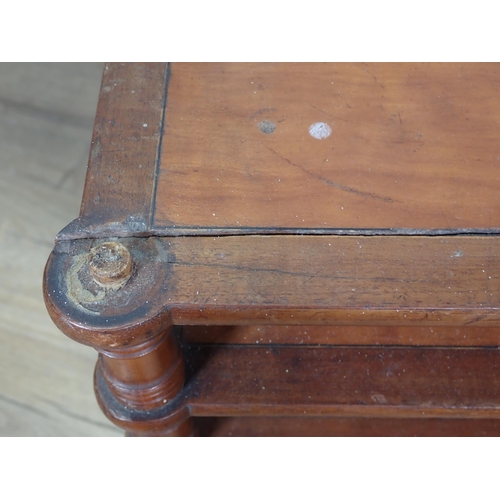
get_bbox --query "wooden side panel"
[154,63,500,234]
[197,416,500,437]
[184,345,500,418]
[164,235,500,327]
[182,325,500,347]
[60,62,168,239]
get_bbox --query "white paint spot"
[309,122,331,139]
[143,123,148,127]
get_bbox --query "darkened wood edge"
[52,62,500,241]
[149,227,500,237]
[95,344,500,429]
[56,224,500,241]
[96,326,186,412]
[56,217,154,241]
[95,362,191,434]
[181,324,500,347]
[196,416,500,436]
[163,234,500,327]
[44,235,500,332]
[43,237,173,349]
[56,62,168,241]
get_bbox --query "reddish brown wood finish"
[98,327,184,411]
[80,62,166,226]
[182,345,500,419]
[57,63,500,241]
[154,63,500,234]
[164,235,500,328]
[42,63,500,436]
[125,419,198,437]
[96,327,196,436]
[59,62,168,240]
[94,344,500,436]
[196,417,500,437]
[43,237,193,436]
[182,324,500,347]
[45,235,500,330]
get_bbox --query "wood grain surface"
[162,235,500,327]
[182,324,500,347]
[195,416,500,437]
[77,63,167,232]
[154,63,500,234]
[37,63,500,436]
[96,344,500,427]
[45,234,500,335]
[184,345,500,419]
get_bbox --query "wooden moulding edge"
[56,62,169,242]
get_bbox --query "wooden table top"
[50,63,500,330]
[64,62,500,239]
[155,63,500,234]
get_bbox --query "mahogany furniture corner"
[43,63,500,436]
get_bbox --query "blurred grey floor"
[0,63,121,436]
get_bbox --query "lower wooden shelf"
[183,344,500,419]
[98,343,500,436]
[195,416,500,437]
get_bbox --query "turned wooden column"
[95,328,196,437]
[43,237,195,436]
[98,329,183,411]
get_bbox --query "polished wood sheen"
[182,345,500,418]
[98,327,185,410]
[80,63,167,229]
[154,63,500,234]
[182,325,500,347]
[45,235,500,329]
[164,235,500,327]
[195,417,500,437]
[43,63,500,436]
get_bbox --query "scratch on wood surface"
[267,147,398,204]
[310,104,353,124]
[462,313,493,326]
[361,66,385,89]
[168,258,418,285]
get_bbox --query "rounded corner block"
[43,237,192,435]
[43,237,173,349]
